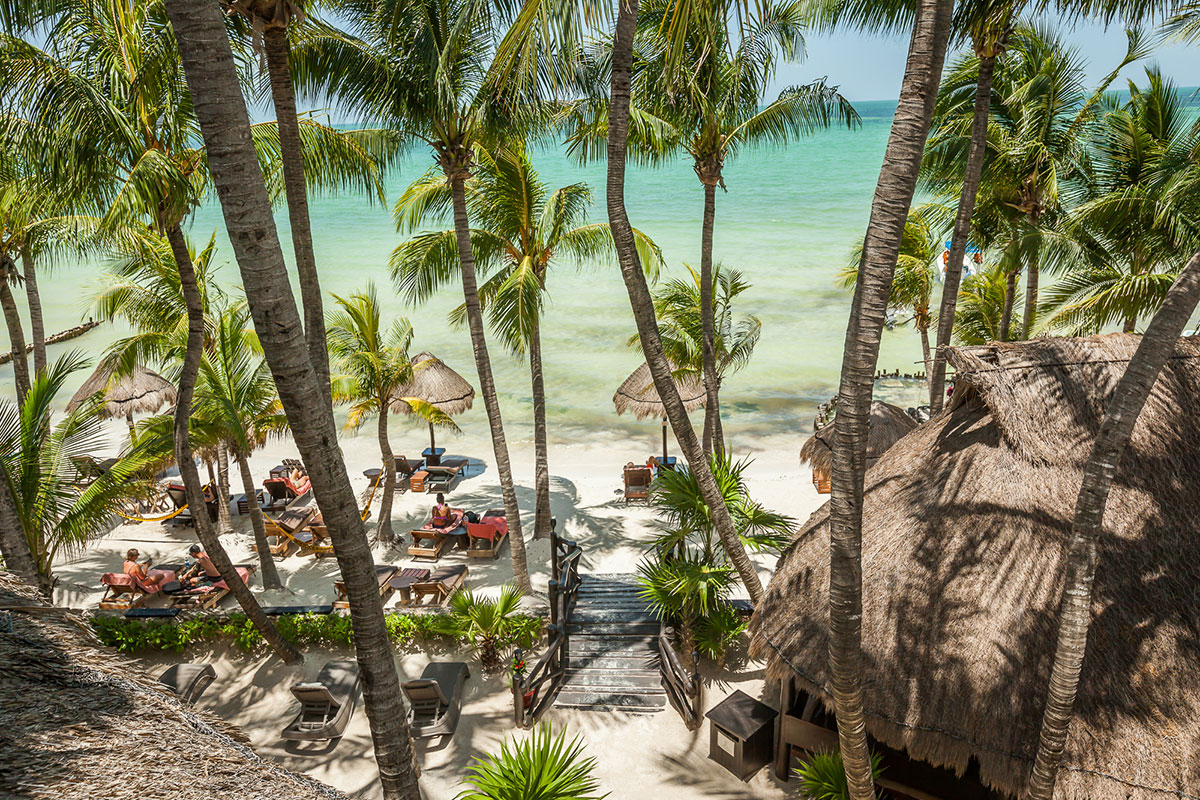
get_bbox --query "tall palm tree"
[165,3,423,796]
[569,0,857,455]
[953,263,1016,345]
[392,143,661,543]
[605,0,766,607]
[327,285,457,544]
[841,207,941,378]
[195,302,290,590]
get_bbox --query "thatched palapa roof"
[799,400,916,475]
[613,362,706,420]
[66,363,176,418]
[392,351,475,415]
[752,334,1200,800]
[0,571,348,800]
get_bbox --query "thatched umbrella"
[392,351,475,462]
[0,570,351,799]
[613,362,706,464]
[67,362,176,442]
[752,334,1200,800]
[799,400,916,493]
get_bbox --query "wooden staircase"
[554,573,666,713]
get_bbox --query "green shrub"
[456,723,607,800]
[794,751,885,800]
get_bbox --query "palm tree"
[568,0,858,455]
[165,3,423,796]
[456,724,606,800]
[0,353,151,593]
[841,207,941,378]
[438,583,532,671]
[327,285,457,544]
[632,265,762,444]
[195,302,290,590]
[604,0,766,608]
[393,143,661,544]
[1039,69,1200,335]
[953,264,1016,345]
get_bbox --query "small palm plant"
[440,583,539,672]
[637,552,737,660]
[455,724,608,800]
[795,751,885,800]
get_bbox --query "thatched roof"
[799,400,916,475]
[66,363,176,418]
[0,571,348,800]
[392,351,475,416]
[612,362,706,421]
[751,334,1200,800]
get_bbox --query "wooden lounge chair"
[395,456,424,479]
[170,566,255,611]
[466,509,508,559]
[261,478,292,511]
[256,502,319,558]
[424,457,469,493]
[282,659,361,742]
[98,572,157,610]
[333,564,399,610]
[404,661,470,739]
[624,465,653,503]
[409,564,468,607]
[408,509,465,559]
[159,663,216,705]
[389,568,432,606]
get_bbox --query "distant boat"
[939,241,981,281]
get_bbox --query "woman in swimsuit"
[431,492,452,528]
[123,548,164,590]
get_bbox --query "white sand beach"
[53,418,827,799]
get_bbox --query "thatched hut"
[752,334,1200,800]
[799,400,916,493]
[613,361,706,463]
[67,362,176,442]
[393,351,474,464]
[0,571,347,800]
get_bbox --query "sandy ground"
[54,420,828,799]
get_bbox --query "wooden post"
[774,676,795,780]
[551,524,561,585]
[548,578,560,628]
[511,647,525,727]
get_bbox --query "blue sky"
[769,21,1200,100]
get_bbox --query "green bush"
[89,610,545,655]
[794,751,885,800]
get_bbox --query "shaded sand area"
[52,422,826,798]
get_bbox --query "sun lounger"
[424,458,470,493]
[333,564,399,610]
[409,564,468,607]
[408,509,465,559]
[256,503,319,557]
[98,572,158,610]
[261,478,292,511]
[466,509,508,559]
[159,663,216,705]
[389,568,432,605]
[395,456,424,478]
[281,659,361,742]
[624,465,653,503]
[404,661,470,739]
[170,566,255,610]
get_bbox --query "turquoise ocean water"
[20,100,933,447]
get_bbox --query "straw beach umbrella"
[67,362,177,442]
[799,400,916,493]
[392,351,475,463]
[613,361,706,465]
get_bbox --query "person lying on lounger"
[179,544,222,587]
[285,467,311,497]
[123,549,165,591]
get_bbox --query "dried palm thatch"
[799,400,916,476]
[66,363,176,418]
[612,361,706,421]
[0,572,348,800]
[391,351,475,416]
[751,333,1200,800]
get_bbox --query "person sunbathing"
[123,549,165,591]
[285,467,311,497]
[431,493,454,528]
[179,544,221,587]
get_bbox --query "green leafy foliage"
[795,751,886,800]
[436,583,543,671]
[455,723,608,800]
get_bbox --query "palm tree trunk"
[377,408,396,543]
[0,257,30,400]
[0,459,42,596]
[262,26,331,408]
[164,223,300,666]
[699,180,721,459]
[126,411,137,445]
[238,454,282,590]
[1123,313,1137,333]
[447,171,531,592]
[20,245,45,376]
[1024,251,1200,800]
[530,319,551,541]
[919,323,932,383]
[216,443,233,533]
[164,7,423,795]
[828,2,954,798]
[606,0,762,604]
[999,269,1017,341]
[1022,249,1039,339]
[929,50,998,413]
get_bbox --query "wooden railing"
[511,524,581,728]
[658,624,704,730]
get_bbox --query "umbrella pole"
[662,418,668,465]
[429,421,436,455]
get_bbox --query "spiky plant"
[795,751,886,800]
[441,583,534,672]
[456,724,607,800]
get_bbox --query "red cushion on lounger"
[480,513,507,535]
[211,567,251,591]
[101,573,135,588]
[465,522,498,542]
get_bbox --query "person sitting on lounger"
[179,544,221,586]
[123,549,165,591]
[431,493,453,528]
